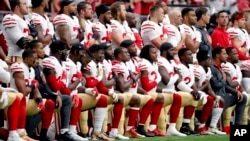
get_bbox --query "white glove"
[85,88,99,97]
[2,87,18,93]
[108,88,114,95]
[162,89,176,94]
[0,92,8,109]
[85,88,94,95]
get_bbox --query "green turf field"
[128,135,229,141]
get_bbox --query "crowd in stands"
[0,0,250,141]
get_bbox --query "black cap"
[100,42,111,50]
[59,0,74,13]
[120,39,134,48]
[160,42,173,53]
[197,50,210,62]
[95,4,110,18]
[71,43,85,52]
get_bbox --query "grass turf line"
[127,135,229,141]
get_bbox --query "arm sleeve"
[140,76,157,92]
[96,81,109,95]
[46,75,64,92]
[235,46,249,60]
[85,77,99,88]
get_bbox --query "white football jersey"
[2,14,30,57]
[110,20,134,47]
[193,65,212,88]
[138,58,161,92]
[140,20,167,48]
[103,59,113,81]
[32,12,54,55]
[53,14,80,40]
[157,56,179,90]
[103,59,114,92]
[125,57,141,94]
[42,56,69,87]
[82,20,93,48]
[85,60,103,77]
[176,63,195,87]
[179,24,197,42]
[227,27,249,49]
[179,24,200,62]
[166,24,181,47]
[65,58,82,95]
[221,62,242,84]
[92,21,112,43]
[112,60,135,93]
[10,62,35,93]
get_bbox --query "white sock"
[183,118,191,124]
[210,108,223,128]
[94,107,107,133]
[198,123,205,128]
[60,128,69,134]
[149,125,156,131]
[17,129,25,134]
[110,128,118,135]
[8,130,18,137]
[69,125,76,133]
[126,126,133,131]
[168,123,176,130]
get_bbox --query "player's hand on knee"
[72,95,80,108]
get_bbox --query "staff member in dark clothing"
[210,47,247,126]
[195,7,212,57]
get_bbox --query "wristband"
[28,84,35,91]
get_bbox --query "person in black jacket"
[210,47,247,128]
[195,7,212,57]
